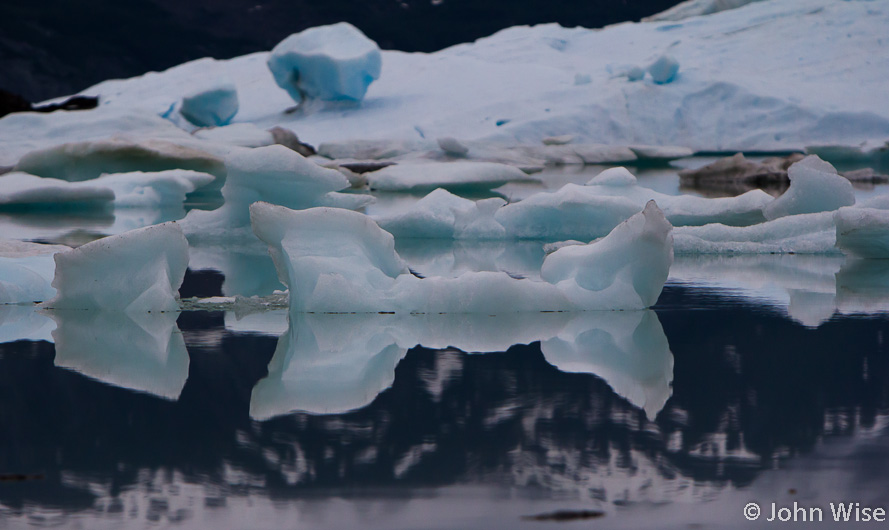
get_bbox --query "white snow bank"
[180,81,239,127]
[644,0,763,22]
[0,170,215,210]
[762,156,855,220]
[267,22,382,103]
[51,311,189,400]
[64,0,889,152]
[251,309,672,419]
[250,200,673,313]
[14,137,226,183]
[183,144,369,235]
[835,207,889,259]
[366,161,535,192]
[0,239,69,304]
[46,222,188,313]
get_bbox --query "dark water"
[1,284,887,528]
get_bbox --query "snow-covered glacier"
[27,0,887,154]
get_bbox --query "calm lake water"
[2,163,889,528]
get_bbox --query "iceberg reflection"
[251,310,673,420]
[49,310,189,400]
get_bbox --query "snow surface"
[46,0,889,152]
[250,200,673,313]
[46,222,188,313]
[267,22,382,103]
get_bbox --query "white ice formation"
[46,221,188,313]
[0,170,215,210]
[835,207,889,259]
[0,239,69,305]
[267,22,382,103]
[366,161,533,192]
[250,200,673,313]
[762,155,855,220]
[182,144,371,236]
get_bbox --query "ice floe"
[182,144,369,237]
[250,200,673,313]
[366,161,534,193]
[835,207,889,259]
[0,239,69,305]
[762,156,855,220]
[46,221,188,313]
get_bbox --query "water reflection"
[251,310,672,420]
[49,310,189,400]
[0,286,887,528]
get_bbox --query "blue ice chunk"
[648,55,680,84]
[627,66,646,82]
[180,83,239,127]
[267,22,382,103]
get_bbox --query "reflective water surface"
[1,275,888,529]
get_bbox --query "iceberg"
[762,156,855,221]
[46,221,188,313]
[0,172,115,209]
[251,309,673,419]
[182,144,369,236]
[267,22,382,103]
[14,138,226,183]
[375,189,507,240]
[648,55,680,84]
[179,81,239,127]
[496,167,770,240]
[835,207,889,259]
[250,200,673,313]
[366,161,534,193]
[673,212,838,255]
[50,310,189,400]
[0,170,215,210]
[0,239,69,304]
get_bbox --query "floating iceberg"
[267,22,382,103]
[46,221,188,313]
[762,156,854,221]
[375,189,507,240]
[366,161,534,193]
[0,239,69,304]
[0,170,215,210]
[673,212,838,255]
[179,81,239,127]
[14,138,226,183]
[51,311,189,400]
[497,167,770,240]
[250,200,673,313]
[835,207,889,259]
[0,172,115,209]
[183,145,370,236]
[251,309,673,419]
